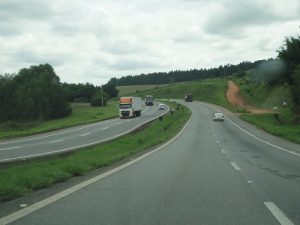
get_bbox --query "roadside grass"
[0,102,118,140]
[117,84,170,96]
[0,102,191,201]
[235,75,291,109]
[240,109,300,144]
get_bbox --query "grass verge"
[240,110,300,144]
[0,102,191,201]
[0,102,118,140]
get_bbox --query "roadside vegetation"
[0,102,118,140]
[0,102,191,201]
[240,110,300,144]
[117,84,170,96]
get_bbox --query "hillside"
[130,78,235,110]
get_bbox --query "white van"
[213,112,224,122]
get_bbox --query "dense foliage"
[111,60,267,86]
[0,64,71,122]
[90,89,109,107]
[62,80,118,103]
[277,35,300,112]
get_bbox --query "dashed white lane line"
[102,127,109,131]
[80,133,91,137]
[0,119,118,145]
[0,113,191,225]
[0,146,21,151]
[48,139,64,144]
[230,162,241,171]
[220,149,226,154]
[264,202,294,225]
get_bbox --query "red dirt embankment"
[226,80,273,114]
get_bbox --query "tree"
[291,65,300,112]
[102,78,119,97]
[0,64,72,122]
[90,89,109,107]
[277,36,300,82]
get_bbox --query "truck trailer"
[119,97,142,118]
[145,95,154,106]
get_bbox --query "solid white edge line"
[0,114,191,225]
[230,162,241,171]
[0,106,170,163]
[264,202,294,225]
[204,102,300,157]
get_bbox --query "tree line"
[109,60,267,86]
[0,64,119,122]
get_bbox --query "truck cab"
[119,97,142,119]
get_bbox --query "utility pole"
[101,86,103,107]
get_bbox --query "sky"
[0,0,299,85]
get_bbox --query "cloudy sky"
[0,0,299,85]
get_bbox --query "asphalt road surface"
[0,103,169,163]
[0,100,299,225]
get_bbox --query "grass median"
[0,102,191,201]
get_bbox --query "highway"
[0,100,299,225]
[0,103,169,163]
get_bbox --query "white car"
[213,112,224,122]
[158,103,165,110]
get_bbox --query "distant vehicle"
[119,97,142,119]
[184,94,193,102]
[145,95,154,106]
[213,112,224,122]
[158,103,165,110]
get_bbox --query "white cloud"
[0,0,299,84]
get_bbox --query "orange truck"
[119,97,142,118]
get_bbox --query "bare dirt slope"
[226,80,273,114]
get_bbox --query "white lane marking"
[49,139,64,144]
[0,115,191,225]
[230,162,241,171]
[0,119,119,145]
[205,103,300,157]
[247,180,253,183]
[220,149,226,154]
[0,109,171,163]
[102,127,109,131]
[141,106,149,113]
[80,133,91,137]
[216,140,220,144]
[0,146,21,151]
[264,202,294,225]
